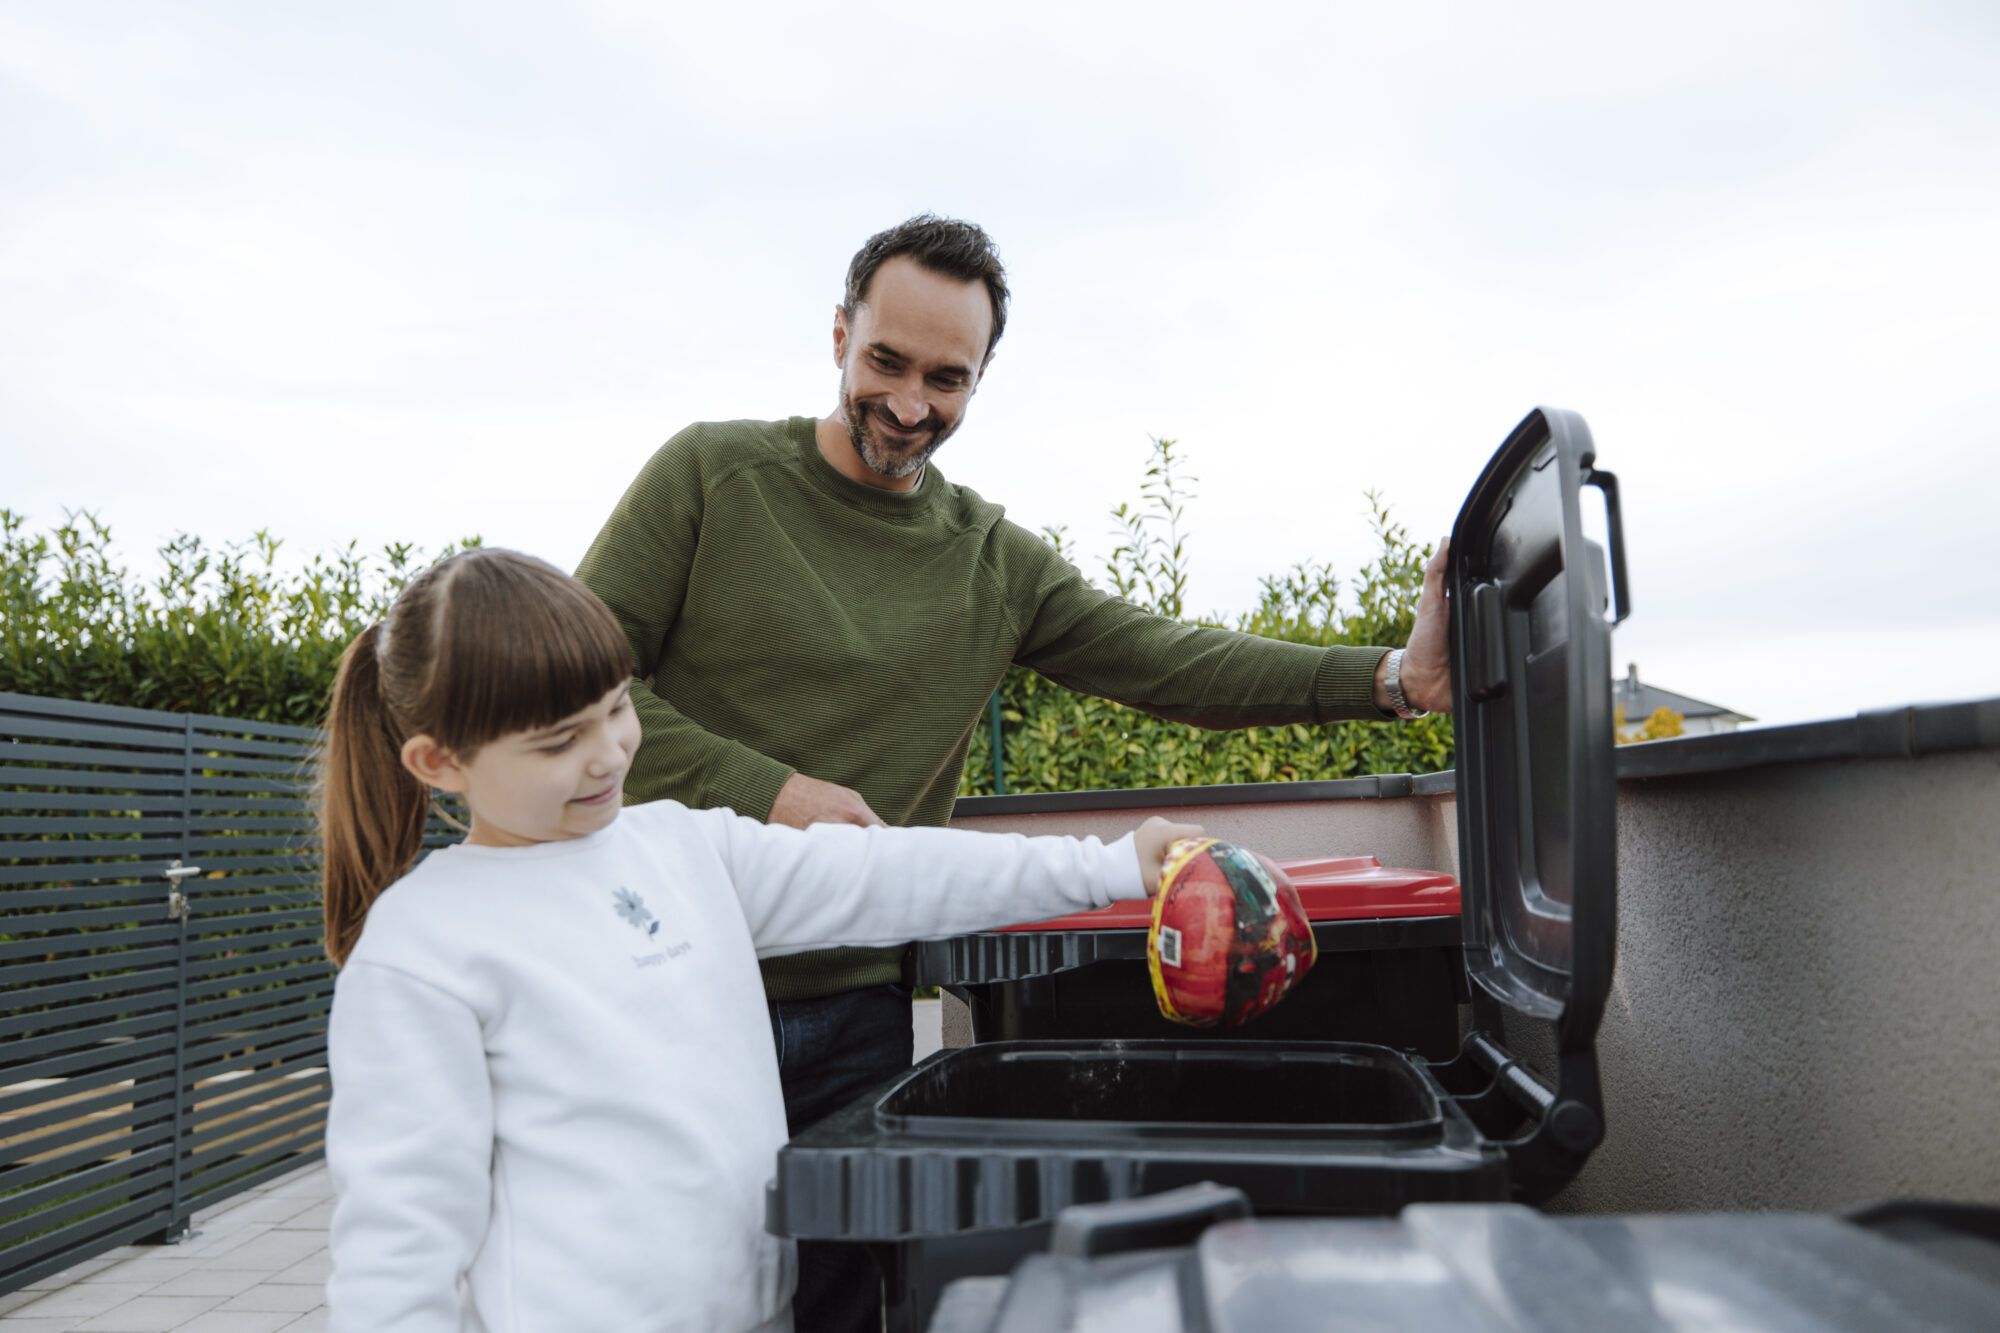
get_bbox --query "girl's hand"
[1134,816,1207,897]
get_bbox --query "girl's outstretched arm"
[324,962,493,1332]
[697,811,1197,955]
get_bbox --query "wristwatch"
[1384,648,1428,719]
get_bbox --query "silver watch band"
[1385,648,1428,720]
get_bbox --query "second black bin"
[912,851,1467,1056]
[768,406,1631,1333]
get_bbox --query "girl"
[317,548,1196,1333]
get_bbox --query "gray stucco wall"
[1542,745,2000,1214]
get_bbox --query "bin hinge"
[163,861,201,922]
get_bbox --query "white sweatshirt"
[323,799,1137,1333]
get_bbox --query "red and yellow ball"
[1148,838,1317,1028]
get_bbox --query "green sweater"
[576,417,1392,1000]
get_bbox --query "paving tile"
[179,1223,257,1246]
[175,1232,261,1266]
[174,1313,299,1333]
[72,1294,221,1331]
[256,1203,322,1231]
[80,1259,181,1287]
[9,1162,339,1330]
[194,1200,299,1227]
[191,1205,262,1231]
[215,1288,320,1316]
[0,1288,52,1315]
[35,1258,119,1285]
[262,1177,329,1203]
[261,1254,329,1289]
[8,1286,155,1318]
[114,1237,233,1266]
[139,1271,264,1300]
[196,1234,322,1272]
[269,1205,331,1233]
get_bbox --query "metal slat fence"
[0,690,452,1294]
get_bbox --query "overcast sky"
[4,1,1996,729]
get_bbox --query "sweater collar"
[442,812,626,861]
[791,416,948,521]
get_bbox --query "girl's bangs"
[431,556,636,750]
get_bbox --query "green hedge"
[956,439,1451,794]
[0,510,473,726]
[2,441,1450,788]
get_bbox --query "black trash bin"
[913,854,1467,1056]
[768,406,1631,1333]
[926,1186,2000,1332]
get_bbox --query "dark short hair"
[842,214,1010,359]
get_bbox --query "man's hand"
[1134,816,1207,897]
[768,772,887,829]
[1376,539,1454,716]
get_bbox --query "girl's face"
[407,683,641,848]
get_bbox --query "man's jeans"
[770,984,914,1333]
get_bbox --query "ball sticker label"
[1157,925,1182,968]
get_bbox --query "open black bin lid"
[1446,406,1629,1181]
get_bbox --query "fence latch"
[163,861,201,922]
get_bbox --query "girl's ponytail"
[319,623,428,965]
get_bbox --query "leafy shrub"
[957,438,1452,794]
[0,509,474,726]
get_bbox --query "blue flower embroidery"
[612,887,661,936]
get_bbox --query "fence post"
[142,716,197,1244]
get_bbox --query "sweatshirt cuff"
[1094,832,1145,905]
[706,745,796,823]
[1314,646,1397,722]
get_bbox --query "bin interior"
[878,1041,1443,1142]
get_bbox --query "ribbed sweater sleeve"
[689,807,1141,956]
[1002,525,1394,725]
[575,427,796,820]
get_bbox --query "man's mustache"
[868,403,940,438]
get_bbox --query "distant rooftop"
[1613,663,1753,725]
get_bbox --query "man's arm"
[575,429,883,826]
[575,430,796,820]
[1007,528,1452,726]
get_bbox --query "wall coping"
[951,696,2000,818]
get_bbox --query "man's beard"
[841,376,959,481]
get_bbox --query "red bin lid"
[998,854,1460,932]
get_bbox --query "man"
[576,215,1450,1332]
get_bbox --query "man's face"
[834,257,992,482]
